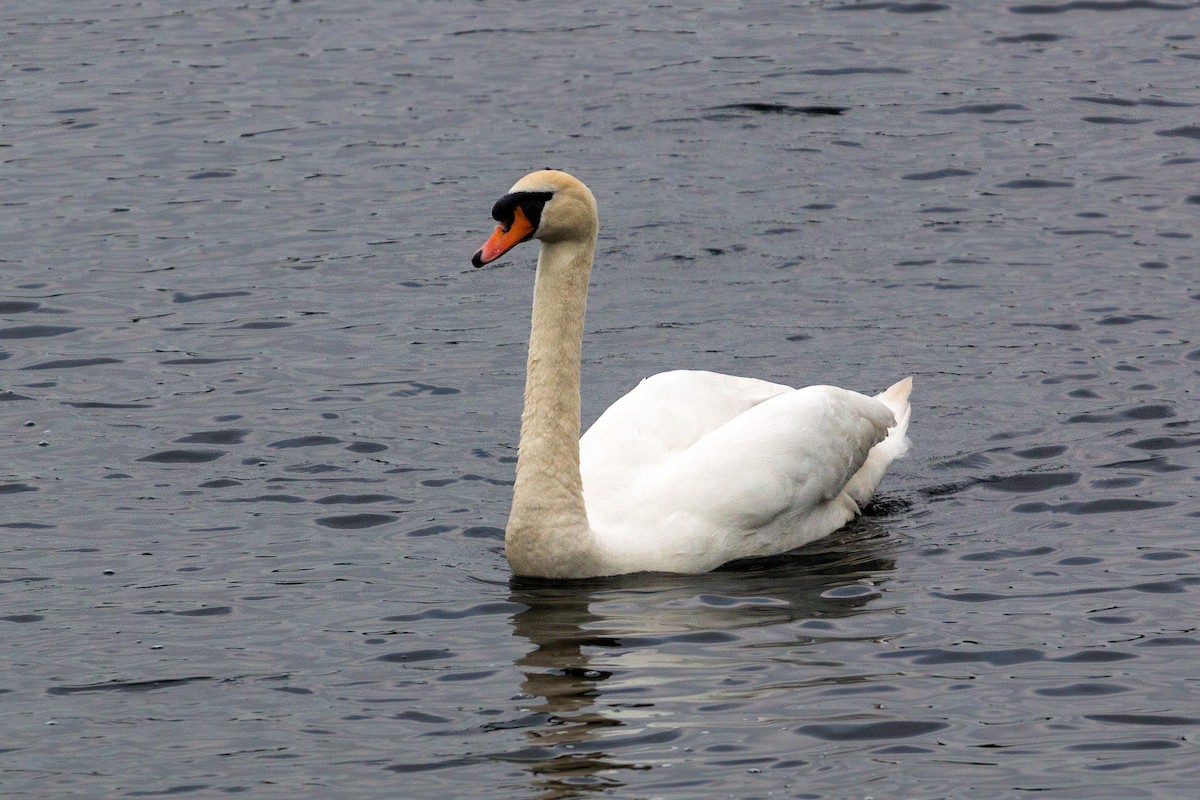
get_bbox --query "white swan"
[472,170,912,579]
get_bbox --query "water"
[2,1,1198,797]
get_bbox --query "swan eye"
[491,191,553,233]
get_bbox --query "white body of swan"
[472,170,911,579]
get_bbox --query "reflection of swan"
[504,522,898,797]
[507,584,630,798]
[473,170,912,579]
[513,519,899,644]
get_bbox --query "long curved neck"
[506,236,598,577]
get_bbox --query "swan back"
[581,376,906,574]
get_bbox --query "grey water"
[2,1,1199,797]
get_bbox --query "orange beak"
[472,205,536,268]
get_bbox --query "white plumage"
[472,170,912,579]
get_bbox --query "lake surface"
[3,1,1199,797]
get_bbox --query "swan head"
[471,170,598,267]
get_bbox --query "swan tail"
[844,376,913,508]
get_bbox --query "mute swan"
[472,170,912,579]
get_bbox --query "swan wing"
[580,369,793,500]
[664,385,895,520]
[588,384,899,572]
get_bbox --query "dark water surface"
[3,1,1199,797]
